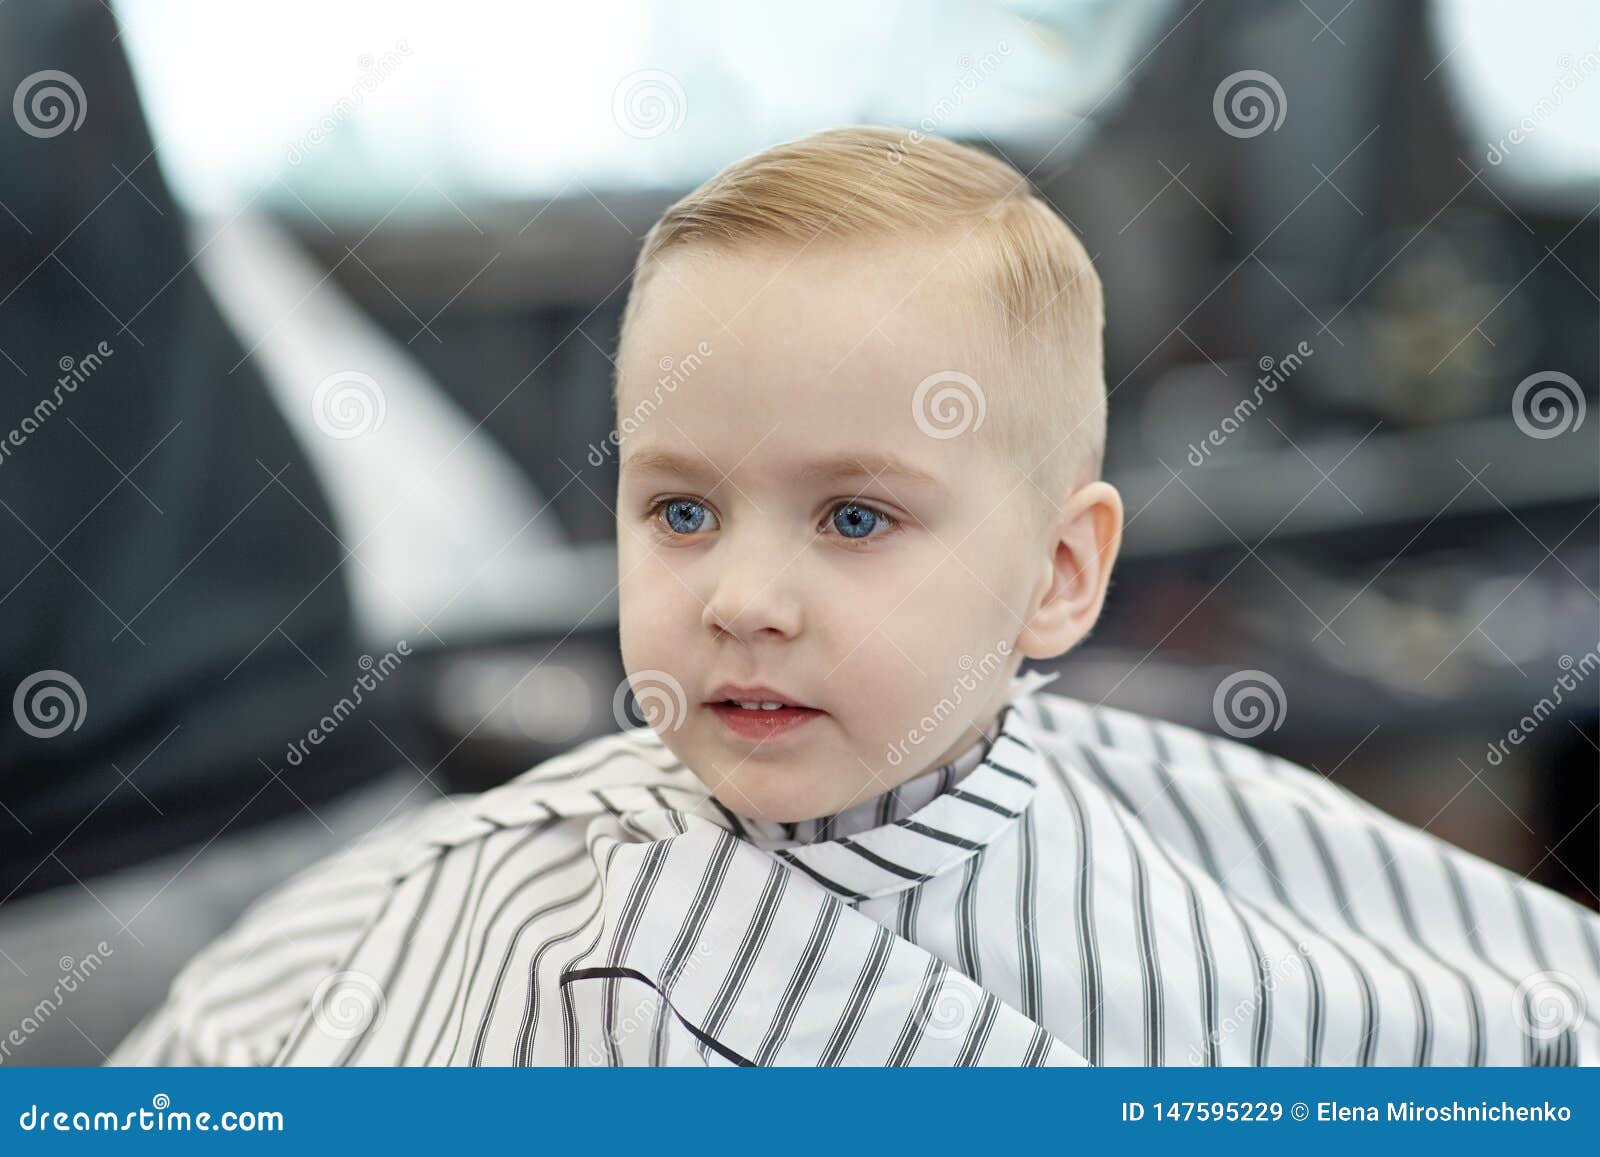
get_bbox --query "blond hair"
[618,125,1106,504]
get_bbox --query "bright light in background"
[1432,0,1600,208]
[113,0,1175,216]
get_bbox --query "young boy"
[110,127,1598,1066]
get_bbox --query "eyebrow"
[619,447,947,493]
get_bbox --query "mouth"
[704,685,825,743]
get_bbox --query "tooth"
[737,700,762,710]
[759,702,782,710]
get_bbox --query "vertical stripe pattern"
[107,678,1600,1068]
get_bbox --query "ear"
[1016,481,1124,660]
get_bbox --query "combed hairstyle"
[617,125,1107,505]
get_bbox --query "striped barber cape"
[108,671,1600,1066]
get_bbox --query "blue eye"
[660,499,715,535]
[650,498,894,543]
[831,502,891,540]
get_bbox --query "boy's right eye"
[653,498,719,536]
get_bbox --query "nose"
[700,536,804,642]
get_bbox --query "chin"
[715,768,876,823]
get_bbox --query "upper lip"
[706,683,819,710]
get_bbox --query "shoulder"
[1016,688,1600,932]
[107,726,705,1066]
[1015,687,1371,817]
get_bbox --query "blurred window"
[116,0,1175,215]
[1432,0,1600,207]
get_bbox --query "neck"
[909,704,1005,785]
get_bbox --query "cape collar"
[431,671,1061,905]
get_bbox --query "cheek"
[819,549,969,684]
[617,546,687,662]
[812,550,923,632]
[873,541,1026,668]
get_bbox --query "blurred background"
[0,0,1595,1062]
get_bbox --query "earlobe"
[1016,481,1124,661]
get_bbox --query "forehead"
[622,235,984,367]
[616,238,999,479]
[619,443,951,499]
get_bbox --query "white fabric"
[109,674,1600,1066]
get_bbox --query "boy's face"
[613,236,1048,822]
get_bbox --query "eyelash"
[644,497,899,546]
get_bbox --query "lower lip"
[707,703,824,742]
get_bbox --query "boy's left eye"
[829,501,894,541]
